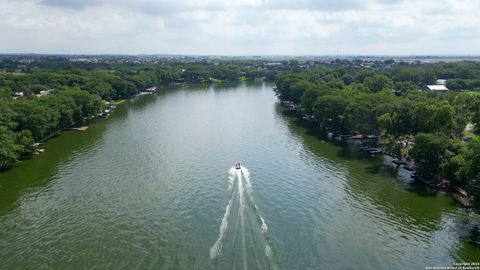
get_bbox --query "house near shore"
[426,85,449,92]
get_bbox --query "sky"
[0,0,479,55]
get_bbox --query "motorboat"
[235,162,241,170]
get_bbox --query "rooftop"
[427,85,448,91]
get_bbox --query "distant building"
[435,79,447,85]
[264,62,282,66]
[427,85,449,92]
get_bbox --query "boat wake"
[210,166,277,269]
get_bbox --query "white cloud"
[0,0,479,54]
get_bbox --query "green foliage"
[412,101,456,135]
[393,81,419,94]
[461,138,480,182]
[15,130,35,160]
[12,99,60,141]
[0,87,12,99]
[389,66,436,84]
[474,110,480,134]
[300,88,323,114]
[431,102,456,134]
[410,133,454,181]
[82,81,114,100]
[0,99,17,129]
[313,95,349,133]
[458,138,480,208]
[353,68,376,83]
[364,74,393,93]
[378,113,393,135]
[0,126,18,170]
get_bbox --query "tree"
[0,99,17,129]
[410,133,454,181]
[288,80,318,103]
[378,113,394,135]
[462,138,480,183]
[12,99,60,141]
[82,81,114,100]
[300,88,323,114]
[456,138,480,209]
[364,74,393,93]
[16,130,35,159]
[343,92,395,134]
[0,126,18,170]
[313,95,349,133]
[62,89,104,123]
[353,68,376,83]
[431,102,457,135]
[413,102,436,134]
[474,109,480,134]
[393,81,418,94]
[40,93,77,128]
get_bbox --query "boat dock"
[71,126,89,132]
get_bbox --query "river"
[0,82,479,269]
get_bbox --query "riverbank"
[2,80,267,172]
[274,90,475,210]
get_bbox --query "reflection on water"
[0,122,107,213]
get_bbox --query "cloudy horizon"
[1,0,479,55]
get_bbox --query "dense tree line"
[275,62,480,209]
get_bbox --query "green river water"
[0,82,479,269]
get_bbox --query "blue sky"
[0,0,479,55]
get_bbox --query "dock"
[392,159,408,166]
[71,126,88,132]
[145,86,157,92]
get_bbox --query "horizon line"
[1,53,480,58]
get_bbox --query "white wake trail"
[227,167,236,191]
[241,167,252,193]
[210,168,237,259]
[241,167,273,261]
[210,166,276,268]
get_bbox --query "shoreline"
[274,92,474,209]
[2,80,269,173]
